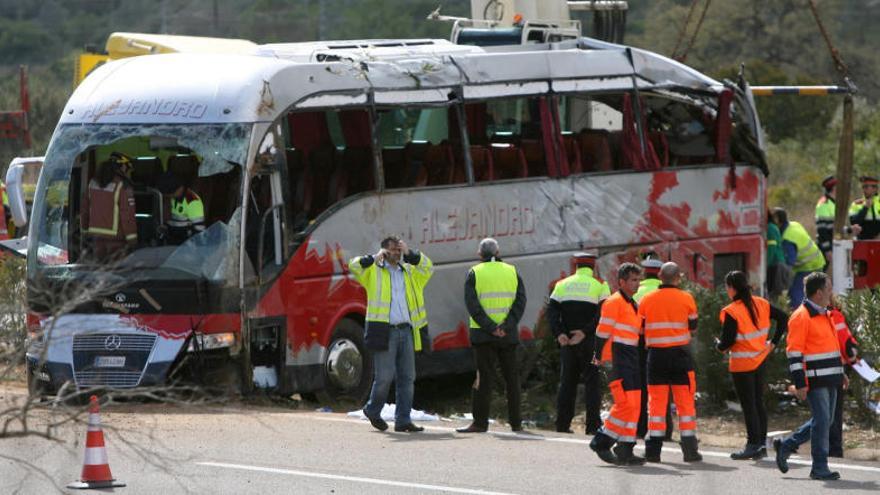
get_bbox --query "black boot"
[589,431,618,465]
[681,436,703,462]
[613,442,646,466]
[644,437,662,463]
[730,443,764,460]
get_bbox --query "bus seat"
[404,142,430,188]
[308,143,337,215]
[288,111,332,154]
[340,146,374,198]
[520,139,548,177]
[562,135,582,174]
[167,154,200,188]
[131,157,162,188]
[469,145,494,182]
[424,142,455,186]
[491,144,527,180]
[578,130,613,172]
[285,148,309,213]
[382,148,407,189]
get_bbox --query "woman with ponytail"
[717,270,789,460]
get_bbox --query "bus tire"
[317,319,372,405]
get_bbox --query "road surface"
[1,396,878,494]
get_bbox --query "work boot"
[613,442,646,466]
[730,443,764,460]
[644,437,662,463]
[589,431,618,465]
[680,436,703,462]
[773,438,790,473]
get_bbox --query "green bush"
[0,256,26,370]
[839,290,880,426]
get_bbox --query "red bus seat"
[424,142,455,186]
[491,144,528,180]
[382,148,407,189]
[562,135,582,174]
[469,145,494,182]
[578,130,613,172]
[307,143,337,215]
[520,139,548,177]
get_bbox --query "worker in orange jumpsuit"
[638,261,702,462]
[81,152,137,261]
[589,262,646,466]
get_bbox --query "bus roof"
[106,32,259,59]
[61,37,724,126]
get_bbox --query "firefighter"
[349,236,433,433]
[545,252,610,434]
[775,272,847,481]
[157,171,205,244]
[771,207,825,309]
[589,262,646,466]
[633,258,671,439]
[815,175,836,261]
[828,300,860,458]
[848,175,880,240]
[81,152,137,261]
[457,237,527,433]
[716,270,788,460]
[638,262,702,463]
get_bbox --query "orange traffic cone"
[67,395,126,489]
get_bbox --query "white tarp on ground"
[347,403,439,422]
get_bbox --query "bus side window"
[377,107,459,189]
[468,97,547,181]
[559,95,623,172]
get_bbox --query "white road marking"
[197,461,517,495]
[301,413,880,474]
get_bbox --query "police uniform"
[815,175,836,257]
[545,253,610,433]
[780,220,825,308]
[168,189,206,244]
[460,255,527,432]
[849,175,880,240]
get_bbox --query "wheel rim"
[325,338,363,390]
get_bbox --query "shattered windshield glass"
[29,123,253,286]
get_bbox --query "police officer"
[634,258,662,302]
[639,262,702,463]
[590,262,646,466]
[157,171,205,244]
[457,238,527,433]
[849,175,880,240]
[545,253,610,434]
[815,175,836,260]
[81,152,137,261]
[349,236,433,433]
[772,207,825,309]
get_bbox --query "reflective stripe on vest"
[470,261,518,327]
[782,221,824,272]
[721,297,772,372]
[639,288,696,349]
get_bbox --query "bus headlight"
[188,332,237,352]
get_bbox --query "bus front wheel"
[319,319,372,404]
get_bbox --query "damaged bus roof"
[61,36,725,126]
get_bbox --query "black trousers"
[471,342,521,428]
[829,380,846,457]
[731,362,768,446]
[555,342,602,432]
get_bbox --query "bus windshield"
[29,123,251,286]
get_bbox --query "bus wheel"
[319,319,372,404]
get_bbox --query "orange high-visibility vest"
[638,287,697,348]
[719,297,772,372]
[787,303,843,390]
[596,291,642,363]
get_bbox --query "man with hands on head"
[349,236,433,433]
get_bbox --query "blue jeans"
[364,325,415,424]
[782,386,837,475]
[788,271,808,309]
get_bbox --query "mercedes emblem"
[104,334,122,351]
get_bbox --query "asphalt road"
[2,396,879,495]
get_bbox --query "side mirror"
[6,160,29,227]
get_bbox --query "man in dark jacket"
[457,237,527,433]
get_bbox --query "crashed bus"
[22,35,767,399]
